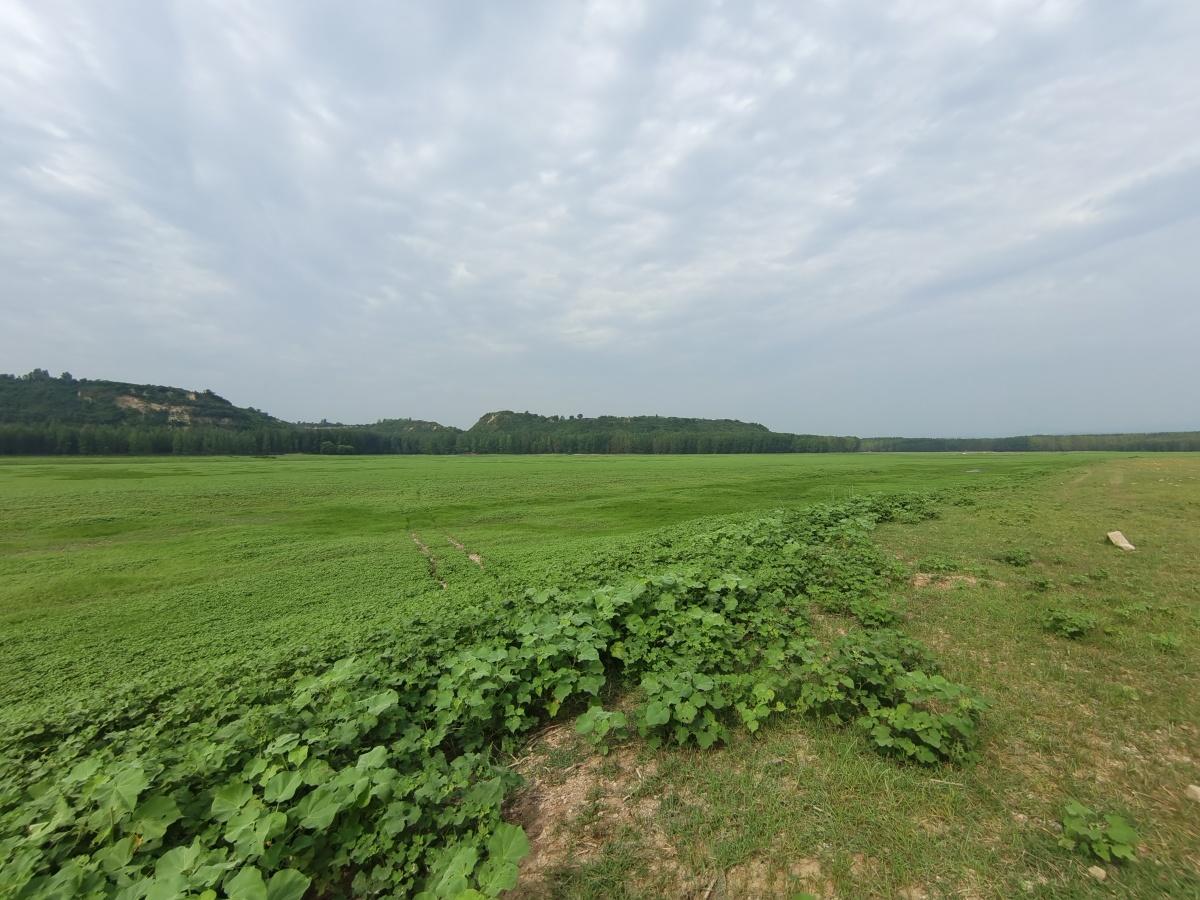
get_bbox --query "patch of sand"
[910,573,986,589]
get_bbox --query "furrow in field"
[410,532,447,589]
[446,534,484,568]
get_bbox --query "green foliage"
[1149,632,1182,653]
[462,410,860,453]
[860,432,1200,451]
[1058,801,1138,863]
[575,707,629,753]
[792,629,987,764]
[6,371,1200,457]
[856,671,988,765]
[918,555,959,574]
[997,547,1034,567]
[1041,609,1098,639]
[0,486,983,897]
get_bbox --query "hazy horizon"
[2,2,1198,438]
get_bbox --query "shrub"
[797,630,987,765]
[997,548,1033,567]
[857,671,988,765]
[1041,609,1098,639]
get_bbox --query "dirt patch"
[115,394,193,424]
[410,533,447,589]
[724,856,831,899]
[910,572,992,589]
[446,535,484,568]
[506,728,701,897]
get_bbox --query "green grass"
[1,451,1196,897]
[0,452,1082,726]
[515,455,1200,898]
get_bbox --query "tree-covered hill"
[0,369,280,429]
[461,410,858,453]
[1,370,1197,455]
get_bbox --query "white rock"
[1186,784,1200,802]
[1088,866,1107,882]
[1107,530,1135,551]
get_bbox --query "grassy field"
[0,452,1196,898]
[515,455,1200,898]
[0,452,1076,725]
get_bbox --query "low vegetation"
[1058,801,1139,864]
[1040,609,1099,640]
[0,452,1196,896]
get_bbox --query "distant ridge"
[462,410,855,453]
[0,369,280,429]
[1,370,1197,455]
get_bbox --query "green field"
[1,453,1197,898]
[0,453,1074,724]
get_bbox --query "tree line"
[0,423,856,455]
[2,371,1197,456]
[3,421,1198,456]
[859,433,1200,452]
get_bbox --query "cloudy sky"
[2,1,1198,436]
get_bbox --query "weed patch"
[0,493,983,898]
[1058,800,1139,864]
[1041,609,1098,639]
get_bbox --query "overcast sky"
[2,1,1198,436]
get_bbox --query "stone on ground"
[1106,530,1135,551]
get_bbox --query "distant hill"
[469,410,771,434]
[1,369,1197,455]
[460,410,857,453]
[0,369,280,429]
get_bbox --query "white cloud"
[0,0,1197,433]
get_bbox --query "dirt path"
[410,532,447,589]
[446,534,484,568]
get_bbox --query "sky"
[1,0,1198,437]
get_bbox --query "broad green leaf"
[67,757,102,784]
[643,701,670,727]
[226,866,268,900]
[476,858,519,896]
[263,734,301,756]
[1104,816,1138,846]
[263,771,304,804]
[212,782,254,822]
[430,845,478,897]
[130,794,182,842]
[295,786,341,830]
[463,777,505,812]
[93,836,135,874]
[486,823,530,866]
[155,843,201,879]
[145,873,191,900]
[94,762,149,813]
[357,745,388,770]
[266,869,311,900]
[364,689,399,716]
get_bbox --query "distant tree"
[319,440,336,454]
